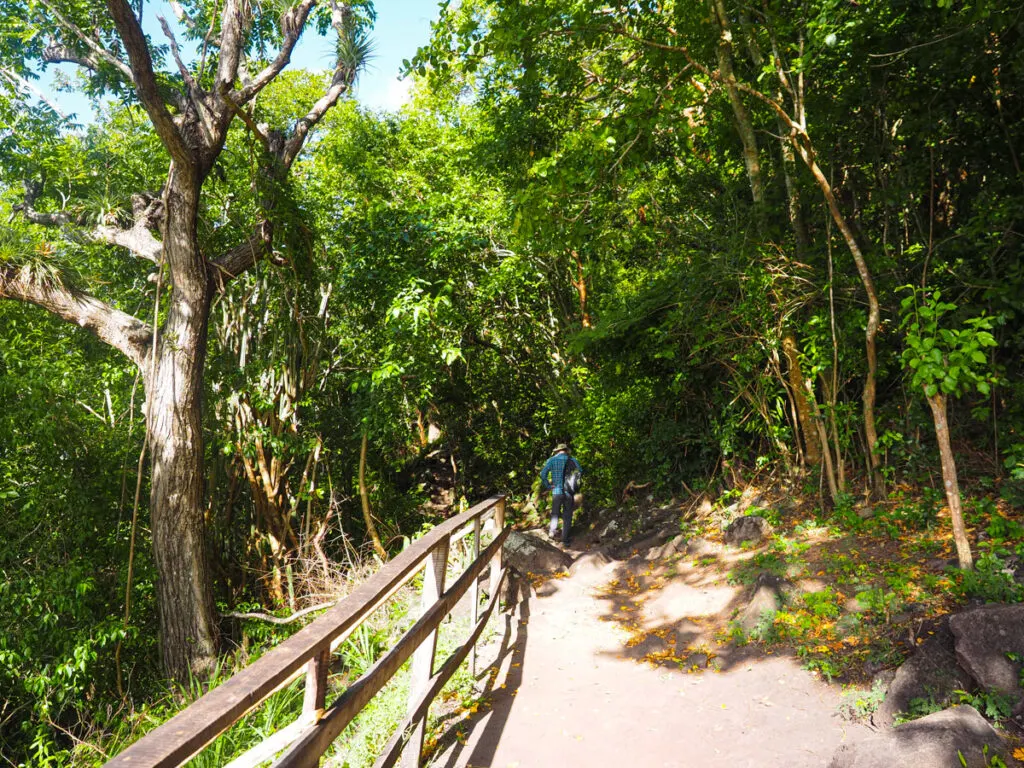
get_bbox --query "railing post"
[488,497,506,603]
[468,515,482,677]
[402,537,449,767]
[303,648,330,722]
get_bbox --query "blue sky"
[39,0,442,123]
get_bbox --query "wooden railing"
[106,494,510,768]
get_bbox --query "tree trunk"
[145,170,218,679]
[782,334,821,464]
[359,431,387,559]
[793,142,885,498]
[710,0,764,209]
[925,392,973,569]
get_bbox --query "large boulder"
[874,616,974,728]
[724,515,773,547]
[502,531,572,577]
[828,706,1014,768]
[950,603,1024,706]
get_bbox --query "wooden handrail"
[106,494,510,768]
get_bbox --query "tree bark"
[925,392,973,569]
[709,0,764,209]
[782,334,821,465]
[144,168,219,680]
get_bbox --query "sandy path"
[431,557,869,768]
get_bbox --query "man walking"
[540,443,582,545]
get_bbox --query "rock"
[568,550,615,579]
[599,519,620,539]
[844,596,869,613]
[687,652,710,668]
[950,603,1024,706]
[723,515,773,547]
[829,705,1013,768]
[874,616,974,729]
[737,574,790,633]
[686,537,719,557]
[502,531,572,577]
[645,534,686,561]
[856,505,875,520]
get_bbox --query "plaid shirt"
[540,453,582,496]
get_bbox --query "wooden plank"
[302,648,330,720]
[468,515,482,677]
[222,718,308,768]
[488,498,506,602]
[402,539,450,768]
[372,567,509,768]
[272,529,509,768]
[105,495,506,768]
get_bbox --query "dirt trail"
[431,544,871,768]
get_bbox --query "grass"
[79,530,507,768]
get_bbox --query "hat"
[551,443,570,454]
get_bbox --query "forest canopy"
[0,0,1022,763]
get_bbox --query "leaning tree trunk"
[793,144,885,498]
[145,170,218,680]
[925,392,973,570]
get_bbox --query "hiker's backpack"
[562,459,582,495]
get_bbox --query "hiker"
[539,443,583,545]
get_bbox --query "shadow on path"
[430,575,530,768]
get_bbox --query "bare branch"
[0,265,151,367]
[157,15,198,93]
[168,0,199,33]
[233,0,318,105]
[221,602,335,625]
[106,0,193,168]
[216,0,250,94]
[37,0,134,81]
[19,207,71,227]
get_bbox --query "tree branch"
[233,0,318,105]
[208,230,270,287]
[157,15,198,93]
[221,602,334,625]
[216,0,251,95]
[106,0,193,168]
[37,0,134,81]
[280,1,357,168]
[0,66,70,121]
[0,265,151,367]
[18,186,164,264]
[281,66,354,168]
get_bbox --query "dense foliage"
[1,0,1023,762]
